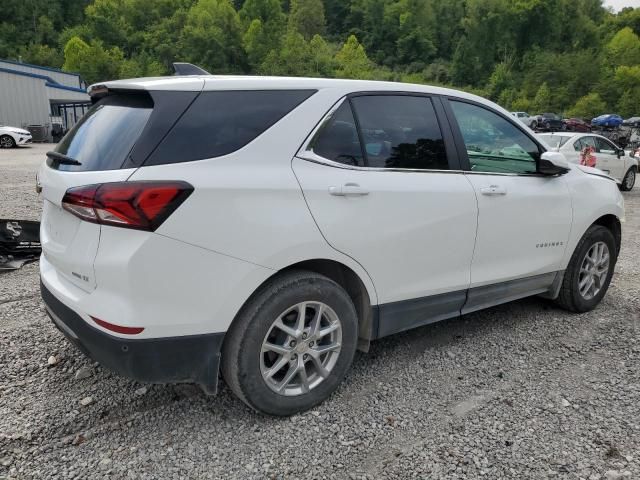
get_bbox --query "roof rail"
[172,62,210,76]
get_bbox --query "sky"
[603,0,640,11]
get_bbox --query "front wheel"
[554,225,616,313]
[0,135,16,148]
[620,168,636,191]
[530,120,538,130]
[222,270,358,416]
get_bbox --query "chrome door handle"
[329,183,369,196]
[480,185,507,196]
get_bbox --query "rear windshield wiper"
[46,151,82,166]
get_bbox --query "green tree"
[21,44,63,68]
[180,0,246,73]
[243,19,270,68]
[309,34,335,76]
[617,88,640,118]
[567,93,606,119]
[335,35,372,79]
[260,31,313,76]
[613,65,640,92]
[288,0,326,40]
[239,0,285,68]
[62,36,124,83]
[239,0,286,28]
[605,27,640,66]
[511,96,531,112]
[532,82,552,113]
[119,54,165,79]
[487,61,514,102]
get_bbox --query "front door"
[594,136,625,181]
[293,95,478,335]
[445,99,573,299]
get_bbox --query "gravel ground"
[1,144,639,480]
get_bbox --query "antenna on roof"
[172,62,210,76]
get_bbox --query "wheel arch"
[279,259,376,351]
[227,258,377,353]
[0,133,17,147]
[592,214,622,256]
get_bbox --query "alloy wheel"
[578,241,610,300]
[0,136,14,148]
[625,170,635,190]
[260,301,342,396]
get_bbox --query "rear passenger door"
[293,94,478,336]
[444,99,572,310]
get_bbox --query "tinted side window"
[351,95,448,170]
[309,101,364,166]
[146,90,315,165]
[450,101,539,174]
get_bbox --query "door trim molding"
[373,271,563,339]
[462,271,558,315]
[376,289,467,338]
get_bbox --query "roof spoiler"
[172,62,210,76]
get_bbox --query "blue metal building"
[0,59,91,141]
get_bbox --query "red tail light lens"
[90,316,144,335]
[62,181,193,231]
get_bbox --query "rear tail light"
[62,181,193,231]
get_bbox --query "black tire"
[530,120,538,130]
[221,270,358,416]
[0,135,16,148]
[619,167,636,192]
[554,225,617,313]
[544,121,551,130]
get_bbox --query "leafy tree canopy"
[1,0,638,116]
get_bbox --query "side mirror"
[617,148,625,158]
[539,151,570,175]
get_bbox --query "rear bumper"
[41,281,224,394]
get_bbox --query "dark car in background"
[534,113,565,131]
[563,118,591,132]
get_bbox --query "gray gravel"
[1,144,639,479]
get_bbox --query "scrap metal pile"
[0,220,41,270]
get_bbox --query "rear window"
[538,135,570,148]
[52,95,153,171]
[145,90,316,166]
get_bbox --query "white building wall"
[0,60,83,89]
[0,71,51,127]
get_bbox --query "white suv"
[40,75,624,416]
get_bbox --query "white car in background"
[538,132,637,191]
[0,125,32,148]
[511,111,538,129]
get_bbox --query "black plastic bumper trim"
[41,281,223,394]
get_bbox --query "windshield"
[52,95,153,171]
